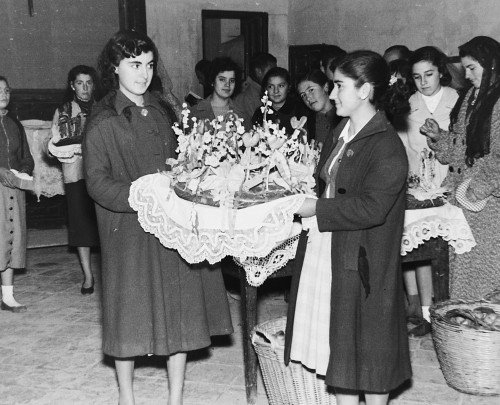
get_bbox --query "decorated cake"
[165,93,321,209]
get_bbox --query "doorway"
[201,10,268,94]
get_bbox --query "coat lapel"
[317,112,390,175]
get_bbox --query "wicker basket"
[430,299,500,396]
[251,317,336,405]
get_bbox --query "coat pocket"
[358,246,370,298]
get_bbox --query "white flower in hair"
[389,74,398,86]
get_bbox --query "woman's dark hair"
[409,46,452,87]
[298,69,329,91]
[320,45,347,73]
[64,65,99,102]
[385,60,412,120]
[0,75,9,86]
[336,50,391,109]
[384,45,412,62]
[98,30,158,92]
[207,57,240,88]
[451,36,500,166]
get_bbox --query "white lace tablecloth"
[129,173,307,285]
[401,203,476,255]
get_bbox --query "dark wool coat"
[285,112,412,393]
[83,90,233,358]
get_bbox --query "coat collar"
[317,111,390,173]
[409,87,458,113]
[114,90,162,115]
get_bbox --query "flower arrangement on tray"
[406,148,450,209]
[165,92,321,209]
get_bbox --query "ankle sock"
[1,285,23,307]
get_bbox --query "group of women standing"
[2,26,499,405]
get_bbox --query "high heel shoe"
[81,277,95,295]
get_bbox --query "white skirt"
[289,218,332,375]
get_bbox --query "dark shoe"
[407,315,424,325]
[409,319,431,337]
[1,301,27,313]
[81,277,95,295]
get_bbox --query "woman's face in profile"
[461,56,484,89]
[266,76,289,106]
[0,80,10,111]
[412,61,442,97]
[72,74,94,102]
[213,70,236,100]
[330,70,363,117]
[298,80,330,113]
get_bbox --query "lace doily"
[22,120,65,198]
[401,203,476,255]
[233,232,300,287]
[129,173,309,266]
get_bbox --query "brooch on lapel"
[141,109,148,117]
[346,149,354,157]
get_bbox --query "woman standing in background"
[48,65,100,295]
[421,36,500,299]
[398,47,458,336]
[0,75,34,312]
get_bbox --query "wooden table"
[225,236,450,404]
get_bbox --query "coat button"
[10,196,14,200]
[9,207,13,210]
[10,231,13,234]
[338,188,346,194]
[453,138,457,145]
[457,168,461,174]
[449,166,454,173]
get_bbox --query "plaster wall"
[0,0,118,89]
[146,0,289,100]
[288,0,500,56]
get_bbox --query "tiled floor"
[1,241,499,405]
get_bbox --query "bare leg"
[365,392,389,405]
[336,392,359,405]
[115,358,135,405]
[167,352,187,405]
[403,267,422,318]
[77,246,93,288]
[1,267,13,286]
[415,264,433,306]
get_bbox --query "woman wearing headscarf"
[421,36,500,299]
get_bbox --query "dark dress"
[83,90,233,358]
[285,112,412,393]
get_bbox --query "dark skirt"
[64,180,99,247]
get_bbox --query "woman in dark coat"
[83,30,233,405]
[0,76,34,313]
[285,51,411,405]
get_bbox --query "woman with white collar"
[398,46,458,336]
